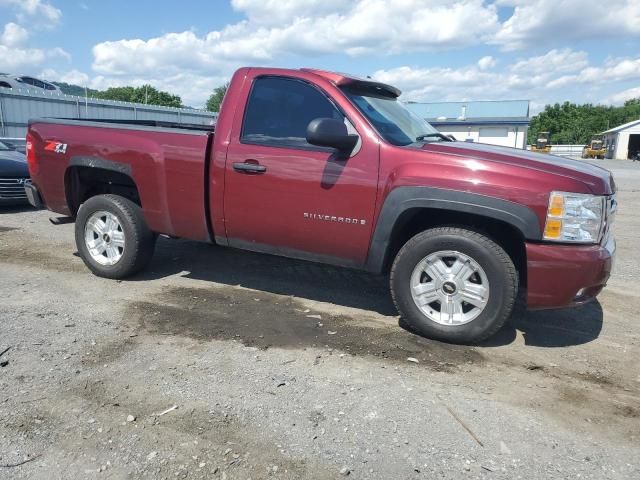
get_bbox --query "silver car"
[0,74,61,93]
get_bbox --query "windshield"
[0,141,11,151]
[341,87,440,146]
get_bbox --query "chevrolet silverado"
[24,67,616,343]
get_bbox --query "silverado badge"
[304,212,366,225]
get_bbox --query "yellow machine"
[582,135,606,159]
[531,131,551,154]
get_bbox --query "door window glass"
[242,76,344,149]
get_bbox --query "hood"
[0,149,29,177]
[421,141,615,195]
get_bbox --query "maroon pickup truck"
[24,67,616,343]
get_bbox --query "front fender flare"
[364,186,542,273]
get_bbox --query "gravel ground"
[0,159,638,479]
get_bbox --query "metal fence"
[0,87,217,139]
[526,144,586,158]
[549,145,586,158]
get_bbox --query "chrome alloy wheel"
[410,250,490,326]
[84,211,125,266]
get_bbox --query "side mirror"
[306,118,358,154]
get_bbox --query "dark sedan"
[0,140,30,205]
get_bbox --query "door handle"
[233,161,267,174]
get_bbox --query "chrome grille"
[0,177,29,199]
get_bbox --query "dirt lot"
[1,159,639,479]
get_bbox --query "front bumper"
[24,182,44,209]
[526,236,615,309]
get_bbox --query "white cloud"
[0,45,46,71]
[88,41,640,108]
[0,20,68,72]
[373,64,509,102]
[605,86,640,105]
[0,0,65,72]
[509,49,588,75]
[40,67,228,107]
[0,44,68,72]
[229,0,501,50]
[5,0,638,109]
[230,0,348,25]
[94,72,229,108]
[494,0,640,50]
[1,22,28,46]
[372,49,640,107]
[88,0,502,106]
[92,0,501,78]
[0,0,62,24]
[230,4,632,57]
[83,0,640,107]
[547,56,640,89]
[477,56,496,70]
[39,68,89,85]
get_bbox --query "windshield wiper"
[416,133,451,142]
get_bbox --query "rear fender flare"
[68,156,133,176]
[65,156,136,214]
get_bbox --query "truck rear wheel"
[75,194,156,279]
[390,227,518,344]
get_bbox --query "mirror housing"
[306,118,358,154]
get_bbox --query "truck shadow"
[138,238,397,316]
[134,237,603,348]
[481,301,603,348]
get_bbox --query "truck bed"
[27,118,214,241]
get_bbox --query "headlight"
[543,191,605,243]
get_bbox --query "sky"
[1,0,639,112]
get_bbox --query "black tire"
[75,194,156,279]
[390,227,518,344]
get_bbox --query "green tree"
[528,99,640,145]
[206,83,229,112]
[52,82,100,97]
[94,85,182,107]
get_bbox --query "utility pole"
[0,93,6,137]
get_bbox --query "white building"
[406,100,530,149]
[602,119,640,160]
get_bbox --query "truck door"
[224,75,379,267]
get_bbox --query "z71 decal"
[44,141,68,154]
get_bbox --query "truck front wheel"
[75,194,156,279]
[390,227,518,344]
